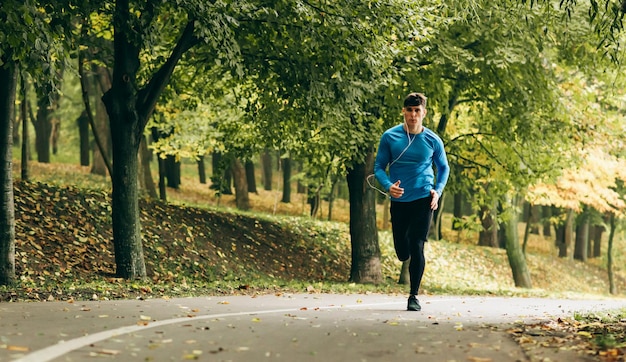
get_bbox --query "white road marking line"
[14,299,417,362]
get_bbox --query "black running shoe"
[407,295,421,311]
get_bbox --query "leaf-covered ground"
[8,180,352,302]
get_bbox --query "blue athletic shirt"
[374,124,450,202]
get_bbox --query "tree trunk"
[139,136,157,199]
[261,148,272,191]
[104,96,147,279]
[101,1,147,279]
[34,93,53,163]
[91,65,112,176]
[245,160,257,193]
[165,155,180,189]
[308,186,320,218]
[591,223,604,258]
[281,156,292,203]
[542,206,552,237]
[50,117,60,155]
[556,209,574,258]
[197,155,206,184]
[20,73,29,181]
[77,111,90,166]
[327,178,338,221]
[346,147,382,284]
[529,204,540,234]
[574,212,588,262]
[503,193,532,288]
[102,4,198,279]
[478,204,499,247]
[522,204,538,255]
[231,157,250,210]
[607,213,616,295]
[0,60,17,285]
[157,153,167,201]
[12,87,20,146]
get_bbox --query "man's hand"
[389,180,404,199]
[430,189,439,210]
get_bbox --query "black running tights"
[390,197,433,296]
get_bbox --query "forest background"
[1,0,626,302]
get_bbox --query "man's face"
[402,105,426,127]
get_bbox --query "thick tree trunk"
[34,94,53,163]
[346,148,382,284]
[103,3,197,279]
[281,156,292,203]
[261,149,272,191]
[102,0,146,279]
[503,193,532,288]
[165,155,181,189]
[542,206,552,237]
[245,160,257,193]
[105,102,146,279]
[231,158,250,210]
[591,223,604,258]
[574,212,589,261]
[529,204,540,234]
[0,60,17,285]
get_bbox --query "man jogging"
[374,92,450,311]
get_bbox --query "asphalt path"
[1,293,625,362]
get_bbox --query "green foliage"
[0,0,74,93]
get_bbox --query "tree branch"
[136,19,201,134]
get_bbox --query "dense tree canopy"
[1,0,626,287]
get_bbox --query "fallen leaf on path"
[92,349,121,356]
[467,357,492,362]
[7,345,29,352]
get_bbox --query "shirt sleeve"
[432,136,450,196]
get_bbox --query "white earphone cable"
[368,124,415,198]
